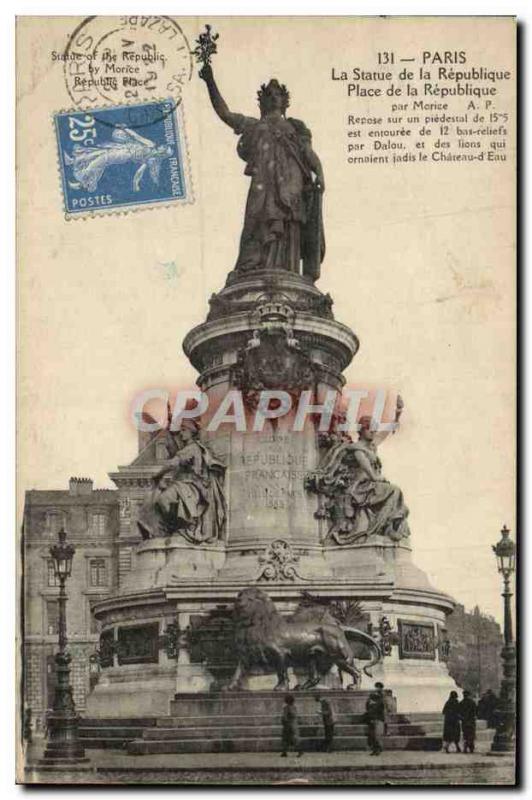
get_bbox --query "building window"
[46,600,59,636]
[89,558,108,588]
[46,559,60,587]
[90,513,107,536]
[46,511,65,535]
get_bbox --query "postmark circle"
[63,16,192,120]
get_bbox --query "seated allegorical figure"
[305,415,411,545]
[137,421,226,544]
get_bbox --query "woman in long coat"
[442,691,461,753]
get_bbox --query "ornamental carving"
[187,610,235,665]
[377,616,400,656]
[437,626,451,661]
[186,609,238,691]
[136,423,227,544]
[117,622,160,665]
[398,620,436,661]
[297,292,334,319]
[257,539,305,582]
[97,629,115,667]
[207,290,334,323]
[95,622,180,667]
[305,411,410,545]
[297,592,370,630]
[92,602,170,627]
[232,296,316,408]
[159,622,180,660]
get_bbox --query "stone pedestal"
[183,271,357,585]
[366,658,456,714]
[119,540,226,592]
[86,663,177,718]
[85,268,459,722]
[175,610,213,693]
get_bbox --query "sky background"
[17,16,515,624]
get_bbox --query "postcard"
[17,15,516,785]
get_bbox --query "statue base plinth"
[360,658,457,713]
[119,539,226,593]
[89,265,459,721]
[87,547,458,717]
[85,663,177,718]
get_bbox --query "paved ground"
[21,741,516,786]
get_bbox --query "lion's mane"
[233,587,282,660]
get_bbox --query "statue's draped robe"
[138,440,226,543]
[316,440,410,544]
[230,113,324,277]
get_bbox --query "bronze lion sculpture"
[226,587,381,691]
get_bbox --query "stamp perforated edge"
[53,98,194,221]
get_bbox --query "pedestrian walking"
[281,694,303,757]
[478,689,498,729]
[374,682,392,732]
[314,695,335,752]
[459,690,477,753]
[365,691,385,755]
[441,691,461,752]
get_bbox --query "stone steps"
[79,725,491,743]
[127,735,445,755]
[78,695,491,754]
[81,713,486,727]
[81,734,493,753]
[82,717,158,727]
[168,690,379,717]
[140,724,432,740]
[156,713,431,727]
[79,727,151,740]
[151,714,482,728]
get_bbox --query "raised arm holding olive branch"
[196,28,325,279]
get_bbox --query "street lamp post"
[39,528,89,766]
[490,524,516,753]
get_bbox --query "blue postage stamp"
[54,100,192,217]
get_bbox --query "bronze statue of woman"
[199,63,325,279]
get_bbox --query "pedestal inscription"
[241,433,308,511]
[228,429,319,548]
